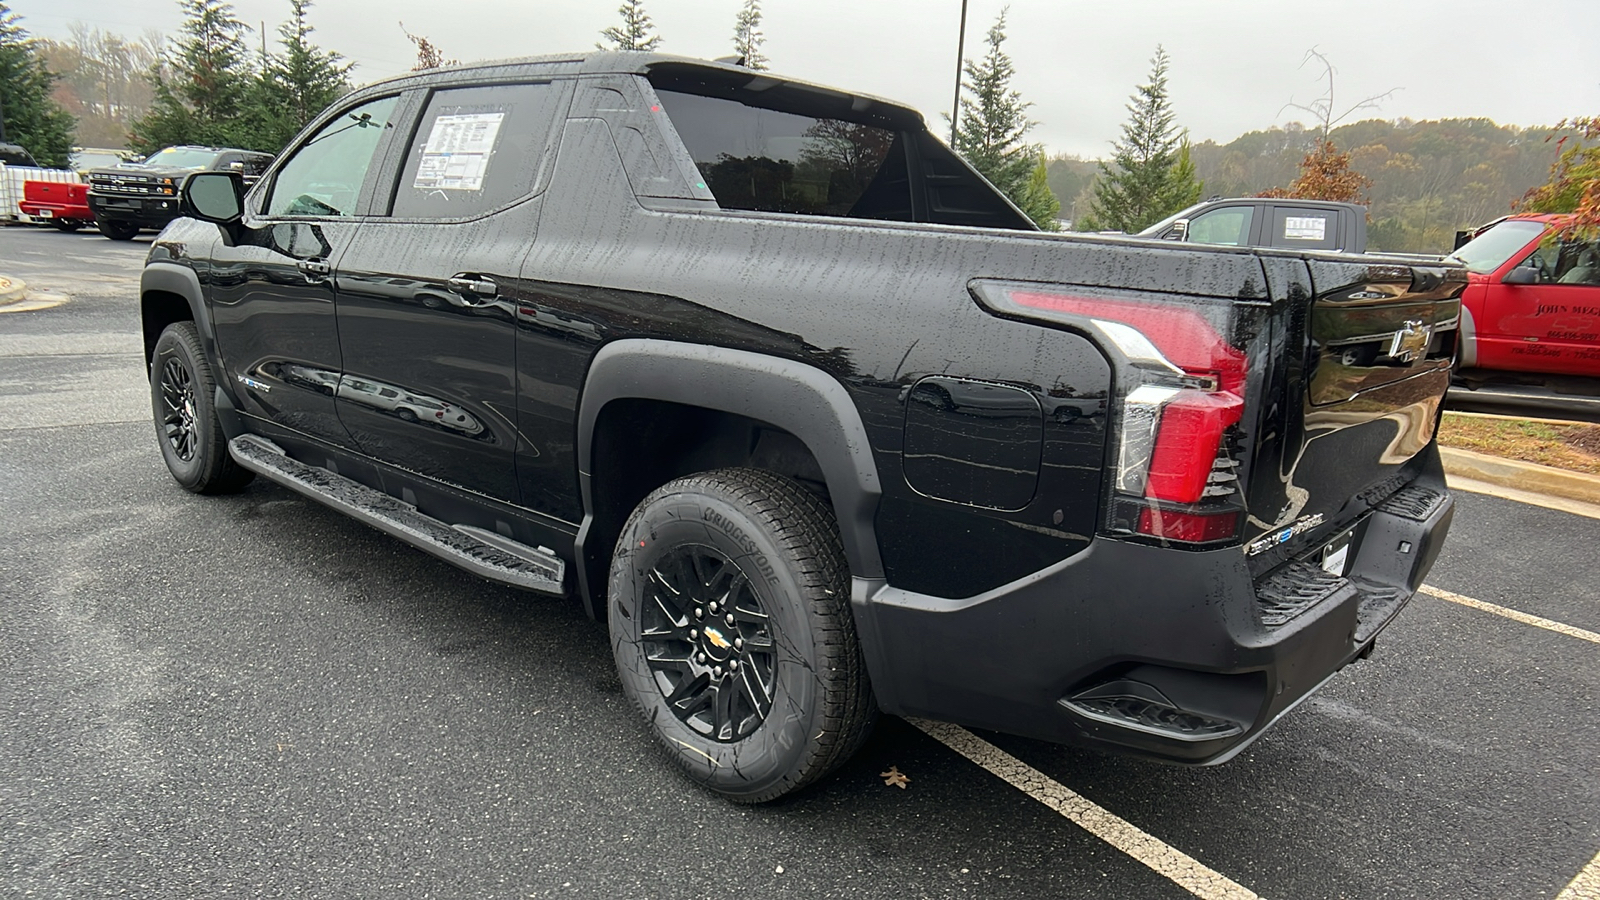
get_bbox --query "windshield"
[141,147,221,169]
[71,151,126,170]
[1450,220,1547,273]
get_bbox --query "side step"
[229,434,565,595]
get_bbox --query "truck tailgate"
[1245,258,1463,570]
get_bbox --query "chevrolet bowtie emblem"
[1388,320,1431,363]
[703,627,731,650]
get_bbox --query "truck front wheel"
[97,219,139,241]
[608,468,875,803]
[150,322,253,494]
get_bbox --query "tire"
[609,468,876,803]
[97,219,139,241]
[150,322,254,494]
[52,218,83,232]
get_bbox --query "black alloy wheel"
[160,356,199,463]
[149,321,253,494]
[640,544,777,742]
[609,467,876,803]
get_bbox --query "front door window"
[265,95,400,218]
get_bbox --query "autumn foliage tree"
[1258,139,1372,203]
[1518,116,1600,238]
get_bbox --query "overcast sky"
[18,0,1600,158]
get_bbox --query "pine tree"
[130,0,254,154]
[598,0,661,52]
[731,0,767,70]
[1083,46,1203,233]
[247,0,352,151]
[0,3,75,167]
[951,9,1056,228]
[1017,154,1061,231]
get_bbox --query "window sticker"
[1284,216,1328,241]
[413,112,505,191]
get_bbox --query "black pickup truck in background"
[87,145,273,240]
[1139,197,1369,253]
[143,53,1462,802]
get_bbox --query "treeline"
[1049,117,1577,252]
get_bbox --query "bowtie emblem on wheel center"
[703,627,731,650]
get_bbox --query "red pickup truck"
[1452,213,1600,380]
[19,180,93,232]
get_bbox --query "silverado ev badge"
[1388,320,1432,364]
[1246,513,1326,556]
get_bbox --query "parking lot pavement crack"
[909,718,1262,900]
[1420,584,1600,646]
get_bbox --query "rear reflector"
[1138,507,1240,542]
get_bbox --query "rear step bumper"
[229,434,565,595]
[852,475,1453,764]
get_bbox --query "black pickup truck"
[1139,197,1369,253]
[143,52,1462,802]
[87,145,273,240]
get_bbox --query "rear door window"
[1270,206,1339,251]
[653,89,905,219]
[388,82,569,220]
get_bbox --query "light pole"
[949,0,968,146]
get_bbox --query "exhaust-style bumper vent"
[1062,678,1245,741]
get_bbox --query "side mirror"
[181,171,244,225]
[1501,265,1539,286]
[1163,219,1189,241]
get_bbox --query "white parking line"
[1420,584,1600,645]
[910,718,1260,900]
[1557,849,1600,900]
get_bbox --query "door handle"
[447,275,498,298]
[297,258,331,282]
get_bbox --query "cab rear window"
[653,89,900,219]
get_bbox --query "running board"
[229,434,565,595]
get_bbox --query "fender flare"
[140,261,216,368]
[141,261,243,438]
[573,339,885,616]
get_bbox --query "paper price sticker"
[1283,216,1328,241]
[413,112,505,191]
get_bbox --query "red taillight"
[972,280,1252,546]
[1144,390,1243,504]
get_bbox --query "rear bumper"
[19,201,93,220]
[87,193,179,228]
[853,473,1453,764]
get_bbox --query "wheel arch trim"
[574,339,885,616]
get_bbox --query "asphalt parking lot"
[2,224,1596,899]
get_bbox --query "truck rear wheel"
[608,468,875,803]
[151,322,253,494]
[97,219,139,241]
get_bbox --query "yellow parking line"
[911,718,1260,900]
[1420,585,1600,645]
[1556,848,1600,900]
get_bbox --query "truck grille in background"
[90,174,173,197]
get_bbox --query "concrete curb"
[1440,446,1600,507]
[0,275,26,306]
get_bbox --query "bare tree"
[1280,48,1399,141]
